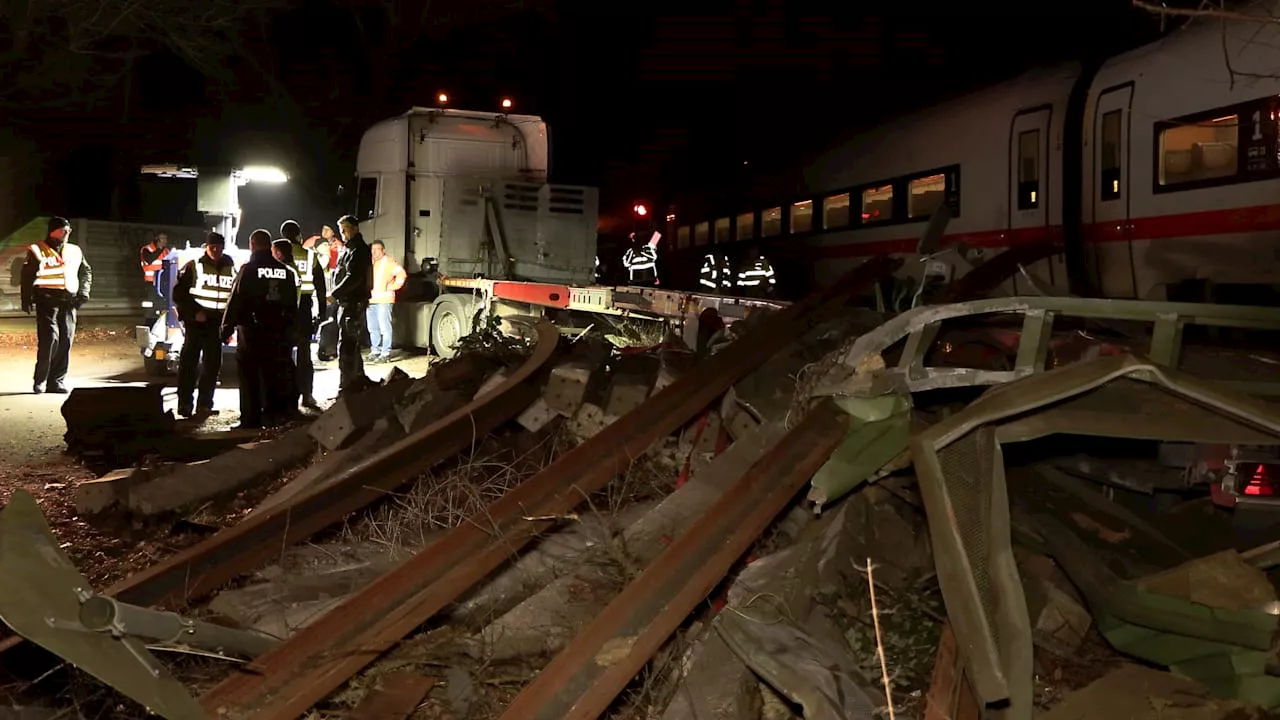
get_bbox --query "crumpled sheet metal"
[1038,516,1280,708]
[811,295,1280,399]
[713,501,883,720]
[910,353,1280,719]
[807,393,913,510]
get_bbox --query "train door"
[1090,84,1136,298]
[1007,107,1063,294]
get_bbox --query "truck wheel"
[431,295,475,359]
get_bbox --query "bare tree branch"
[1132,0,1280,88]
[0,0,290,112]
[1132,0,1280,23]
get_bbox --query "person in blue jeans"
[365,240,406,363]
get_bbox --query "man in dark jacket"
[221,229,298,430]
[331,214,373,392]
[21,216,92,394]
[278,220,326,410]
[172,232,235,418]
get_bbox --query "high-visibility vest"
[140,242,170,284]
[699,254,733,290]
[737,259,776,287]
[623,246,657,280]
[189,256,236,311]
[29,241,83,295]
[286,241,317,295]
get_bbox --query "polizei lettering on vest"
[258,267,288,280]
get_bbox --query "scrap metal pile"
[3,254,1280,720]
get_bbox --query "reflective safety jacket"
[285,241,325,297]
[699,254,733,291]
[622,245,658,282]
[30,241,84,294]
[736,258,776,288]
[140,242,170,284]
[187,255,237,312]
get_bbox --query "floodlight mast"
[138,164,290,245]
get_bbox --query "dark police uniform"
[221,248,298,428]
[173,251,236,416]
[283,239,327,407]
[21,217,93,394]
[330,231,373,392]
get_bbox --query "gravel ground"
[0,324,434,588]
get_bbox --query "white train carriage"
[674,2,1280,302]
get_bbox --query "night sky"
[2,0,1161,234]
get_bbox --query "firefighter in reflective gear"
[139,232,170,287]
[172,232,235,418]
[698,253,733,292]
[279,220,327,409]
[735,249,777,298]
[622,231,659,286]
[21,216,92,394]
[221,229,298,430]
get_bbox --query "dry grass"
[344,432,562,553]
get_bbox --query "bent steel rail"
[0,318,560,658]
[197,256,900,720]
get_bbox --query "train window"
[823,193,850,228]
[1100,110,1124,200]
[790,200,813,233]
[908,174,946,219]
[862,185,894,223]
[356,177,379,220]
[1017,130,1040,210]
[714,218,731,244]
[762,207,783,237]
[1158,114,1238,187]
[694,222,710,246]
[677,226,690,249]
[736,212,755,240]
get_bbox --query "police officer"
[221,229,298,430]
[331,215,373,393]
[278,220,326,410]
[22,216,92,394]
[172,232,235,418]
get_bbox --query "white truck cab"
[354,108,600,354]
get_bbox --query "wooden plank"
[924,622,981,720]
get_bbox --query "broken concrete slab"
[517,397,559,433]
[74,467,151,515]
[568,403,615,441]
[1136,550,1277,612]
[660,627,760,720]
[1040,663,1265,720]
[603,373,651,418]
[309,371,413,450]
[544,360,598,417]
[1023,577,1092,657]
[251,419,404,517]
[472,369,510,401]
[393,380,464,435]
[126,426,316,515]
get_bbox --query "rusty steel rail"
[197,256,900,720]
[0,317,560,663]
[502,400,849,720]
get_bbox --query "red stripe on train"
[802,203,1280,259]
